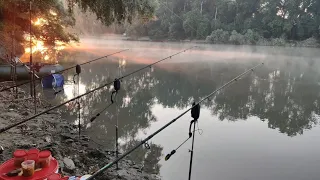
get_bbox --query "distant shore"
[121,35,319,48]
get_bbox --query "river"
[44,36,320,180]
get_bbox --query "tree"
[1,0,77,47]
[69,0,155,25]
[0,0,156,59]
[168,16,185,40]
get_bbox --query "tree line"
[124,0,320,46]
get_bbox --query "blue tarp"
[41,74,64,88]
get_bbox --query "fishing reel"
[191,102,200,120]
[73,64,81,83]
[189,103,200,137]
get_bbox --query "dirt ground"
[0,82,160,180]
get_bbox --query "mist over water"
[48,37,320,180]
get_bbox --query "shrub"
[256,37,271,46]
[297,37,319,47]
[229,30,245,45]
[206,29,229,44]
[271,38,286,46]
[244,29,262,45]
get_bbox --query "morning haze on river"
[1,0,320,180]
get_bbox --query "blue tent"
[41,74,64,88]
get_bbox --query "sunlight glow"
[23,17,66,62]
[44,55,49,61]
[24,37,47,54]
[33,18,47,26]
[50,10,57,16]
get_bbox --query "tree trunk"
[215,7,218,20]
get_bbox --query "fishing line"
[89,103,114,123]
[86,62,264,180]
[165,120,203,161]
[0,49,130,92]
[196,121,203,135]
[0,47,196,134]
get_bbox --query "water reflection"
[122,140,163,174]
[51,50,320,176]
[208,63,320,136]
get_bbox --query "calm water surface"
[47,38,320,180]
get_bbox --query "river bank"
[0,82,160,180]
[122,35,320,48]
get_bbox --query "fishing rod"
[86,62,264,180]
[0,47,196,134]
[0,49,130,92]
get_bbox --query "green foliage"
[244,29,262,45]
[125,18,148,38]
[271,38,287,46]
[207,28,271,45]
[297,37,319,47]
[229,30,245,45]
[197,17,211,39]
[183,10,201,39]
[70,0,155,25]
[124,0,320,44]
[167,15,185,40]
[206,29,229,44]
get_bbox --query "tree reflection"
[57,57,320,138]
[51,54,320,173]
[208,62,320,136]
[122,140,163,174]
